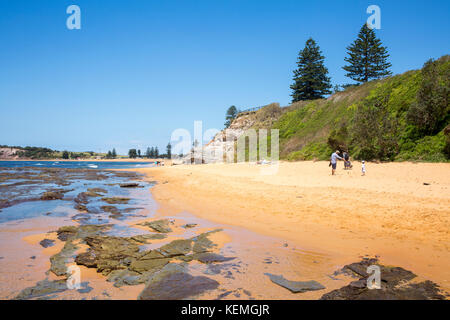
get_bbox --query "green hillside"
[261,55,449,162]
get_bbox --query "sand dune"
[135,161,450,293]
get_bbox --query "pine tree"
[343,24,392,83]
[145,147,151,158]
[150,147,155,158]
[290,38,332,102]
[166,143,172,159]
[155,147,159,158]
[225,106,238,128]
[112,148,117,158]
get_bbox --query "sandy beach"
[134,161,450,293]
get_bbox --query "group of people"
[330,150,365,176]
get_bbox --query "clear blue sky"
[1,0,449,155]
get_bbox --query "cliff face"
[179,112,258,164]
[0,147,21,160]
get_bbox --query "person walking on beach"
[330,150,343,175]
[361,160,366,176]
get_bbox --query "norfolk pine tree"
[343,24,392,83]
[290,38,332,102]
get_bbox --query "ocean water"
[0,161,154,170]
[0,162,156,226]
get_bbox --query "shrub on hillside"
[407,58,449,135]
[351,96,398,160]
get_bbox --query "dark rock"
[83,190,103,197]
[217,291,233,299]
[50,241,79,276]
[76,236,141,275]
[56,224,110,241]
[74,203,89,213]
[340,258,416,285]
[320,259,447,300]
[130,233,167,243]
[139,219,173,233]
[75,251,97,268]
[138,264,219,300]
[74,192,89,204]
[77,282,94,294]
[72,213,90,222]
[107,269,143,287]
[265,273,325,293]
[101,205,120,214]
[40,191,64,200]
[182,223,198,229]
[129,258,171,274]
[39,239,55,248]
[102,197,130,204]
[192,229,222,253]
[119,183,140,188]
[87,188,107,194]
[195,252,236,264]
[57,226,78,241]
[14,279,67,300]
[159,239,193,257]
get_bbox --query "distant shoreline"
[0,158,164,162]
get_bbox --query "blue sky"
[1,0,449,155]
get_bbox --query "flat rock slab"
[119,183,141,188]
[139,219,173,233]
[182,223,198,229]
[39,239,55,248]
[195,252,236,264]
[159,239,193,257]
[102,197,130,204]
[265,273,325,293]
[130,234,167,243]
[139,268,219,300]
[14,279,67,300]
[321,259,447,300]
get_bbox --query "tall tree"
[128,149,137,159]
[225,106,238,128]
[62,151,69,159]
[137,149,141,158]
[145,147,151,158]
[290,38,332,102]
[111,148,117,158]
[166,143,172,159]
[343,24,392,83]
[150,147,155,158]
[155,147,159,158]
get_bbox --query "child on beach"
[361,161,366,176]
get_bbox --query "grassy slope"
[270,56,449,162]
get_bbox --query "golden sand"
[133,161,450,293]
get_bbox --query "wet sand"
[133,161,450,294]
